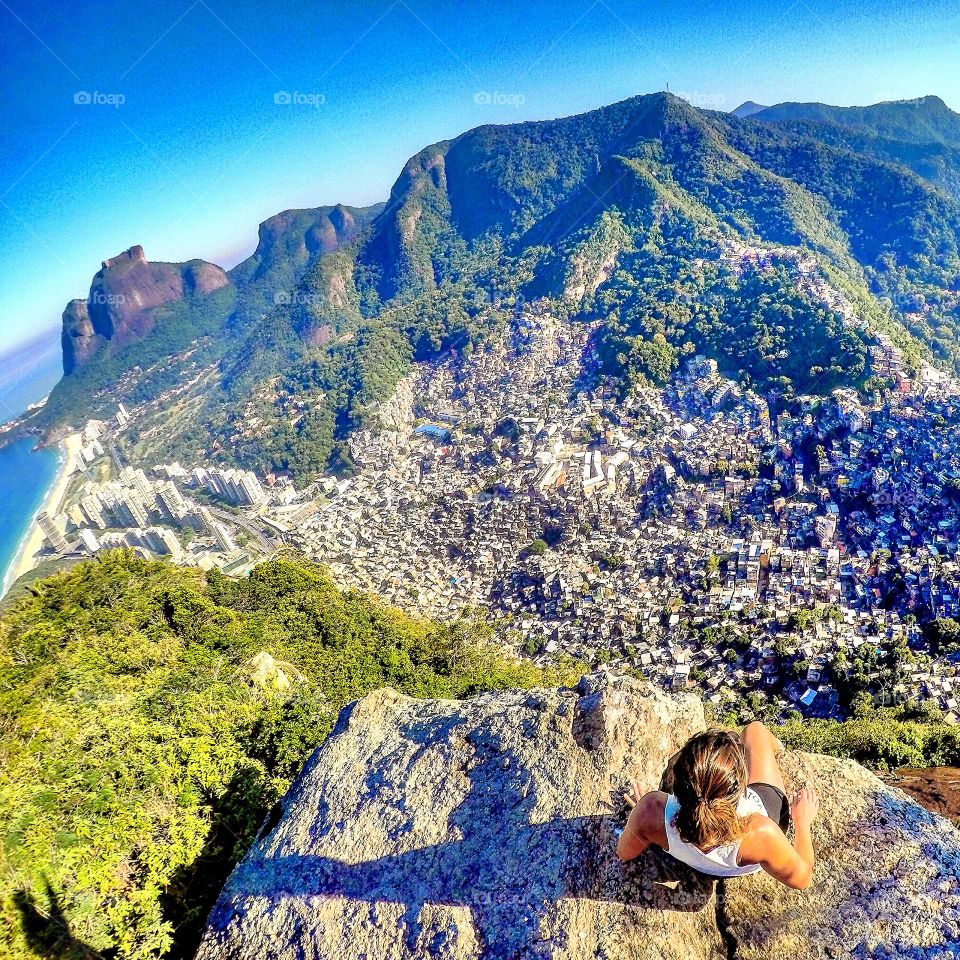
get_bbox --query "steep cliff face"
[60,298,98,375]
[197,673,960,960]
[60,245,229,373]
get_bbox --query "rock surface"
[882,767,960,826]
[61,298,98,374]
[197,673,960,959]
[60,245,229,373]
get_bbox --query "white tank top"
[663,788,767,877]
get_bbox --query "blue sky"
[1,0,959,356]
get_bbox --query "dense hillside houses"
[31,294,960,723]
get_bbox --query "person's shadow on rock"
[209,744,717,955]
[13,880,110,959]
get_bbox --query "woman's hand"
[623,780,643,808]
[790,786,820,829]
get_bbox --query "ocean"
[0,329,65,591]
[0,437,60,592]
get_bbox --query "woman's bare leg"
[742,721,787,792]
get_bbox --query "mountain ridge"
[28,91,960,481]
[751,94,960,147]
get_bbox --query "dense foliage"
[777,707,960,771]
[0,552,575,959]
[593,236,869,395]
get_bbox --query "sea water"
[0,332,65,591]
[0,436,60,591]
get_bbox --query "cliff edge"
[197,673,960,959]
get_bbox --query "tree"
[526,538,548,556]
[627,332,679,387]
[928,617,960,654]
[851,690,875,718]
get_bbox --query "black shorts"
[749,781,791,833]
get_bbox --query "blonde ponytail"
[672,729,748,850]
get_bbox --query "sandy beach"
[5,432,83,588]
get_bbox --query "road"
[207,504,279,554]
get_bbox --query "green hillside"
[0,551,574,959]
[34,92,960,479]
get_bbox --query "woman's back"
[662,789,766,877]
[616,722,819,890]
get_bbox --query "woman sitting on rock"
[616,722,818,888]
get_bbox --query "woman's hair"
[671,729,748,850]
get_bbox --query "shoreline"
[2,432,83,594]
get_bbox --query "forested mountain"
[753,95,960,148]
[32,92,960,481]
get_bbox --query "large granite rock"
[196,673,960,959]
[60,245,229,373]
[61,298,98,375]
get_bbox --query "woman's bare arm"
[616,790,664,861]
[741,787,819,889]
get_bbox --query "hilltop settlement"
[23,254,960,727]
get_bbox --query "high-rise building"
[143,526,183,560]
[119,466,155,509]
[197,506,216,532]
[155,481,188,521]
[237,470,267,506]
[211,521,237,553]
[80,494,107,529]
[124,528,144,550]
[118,491,149,528]
[37,511,68,552]
[198,467,268,506]
[79,528,101,554]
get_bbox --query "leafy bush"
[777,709,960,770]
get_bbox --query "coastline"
[3,432,82,593]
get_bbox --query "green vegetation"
[0,552,576,959]
[777,706,960,771]
[594,247,869,397]
[525,538,549,556]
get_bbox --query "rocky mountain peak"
[197,672,960,959]
[60,246,228,375]
[101,244,146,270]
[731,101,769,118]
